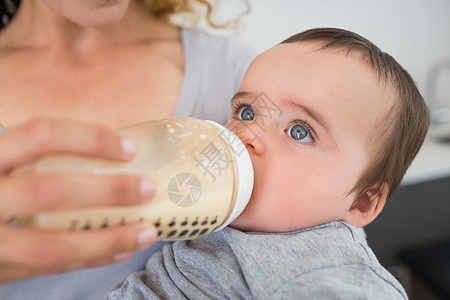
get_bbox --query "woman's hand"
[0,119,157,283]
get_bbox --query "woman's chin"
[84,13,125,28]
[79,4,128,28]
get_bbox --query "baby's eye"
[287,123,314,143]
[238,106,255,121]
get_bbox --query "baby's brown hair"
[281,28,429,206]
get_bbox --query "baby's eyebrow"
[231,91,257,103]
[281,98,331,135]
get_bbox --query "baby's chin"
[228,210,257,232]
[227,210,284,233]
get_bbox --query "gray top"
[105,222,408,300]
[0,28,257,300]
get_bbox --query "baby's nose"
[244,134,265,156]
[228,123,266,156]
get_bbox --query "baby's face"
[227,41,392,232]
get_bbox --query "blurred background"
[214,0,450,299]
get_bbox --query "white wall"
[228,0,450,109]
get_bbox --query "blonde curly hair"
[138,0,251,29]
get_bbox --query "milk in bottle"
[16,118,254,241]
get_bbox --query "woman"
[0,0,256,299]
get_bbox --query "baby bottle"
[16,118,254,241]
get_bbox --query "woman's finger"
[0,119,137,175]
[0,173,155,217]
[0,223,157,283]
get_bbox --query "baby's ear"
[342,183,389,228]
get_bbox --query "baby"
[105,28,429,299]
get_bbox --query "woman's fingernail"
[113,251,133,262]
[140,179,155,202]
[138,226,157,249]
[121,137,137,157]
